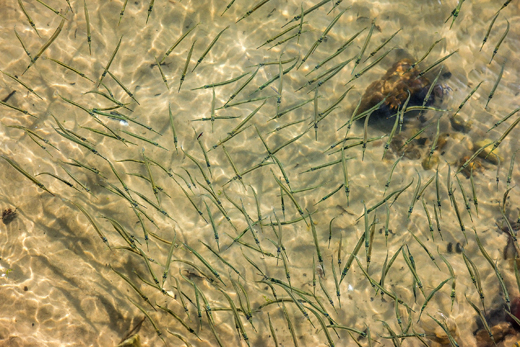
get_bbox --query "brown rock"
[357,58,435,129]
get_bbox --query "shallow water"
[1,0,520,346]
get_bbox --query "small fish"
[222,145,245,189]
[308,210,323,273]
[58,93,93,117]
[378,245,404,295]
[267,313,279,347]
[307,27,366,75]
[384,204,390,245]
[83,0,91,54]
[481,12,500,51]
[347,48,395,84]
[157,304,199,339]
[282,0,330,27]
[495,0,512,14]
[436,248,456,309]
[221,0,236,16]
[421,198,434,240]
[14,28,33,62]
[160,23,199,63]
[383,153,404,196]
[400,125,432,153]
[299,8,349,68]
[409,230,439,269]
[217,287,251,346]
[85,90,130,112]
[427,314,460,347]
[402,246,426,298]
[68,199,112,249]
[417,277,452,322]
[417,174,435,202]
[418,50,459,78]
[462,252,486,312]
[423,67,444,107]
[364,28,401,63]
[212,101,266,149]
[200,241,243,279]
[192,26,230,73]
[141,153,161,203]
[382,112,400,160]
[450,188,467,241]
[489,19,509,64]
[354,256,413,310]
[506,148,519,188]
[0,70,43,99]
[34,172,78,191]
[407,169,422,219]
[218,95,275,110]
[18,0,40,37]
[192,71,251,91]
[146,0,155,24]
[101,216,138,249]
[122,130,167,150]
[410,38,444,71]
[277,54,284,116]
[351,19,375,76]
[466,296,496,346]
[153,57,169,90]
[445,0,466,29]
[485,60,506,109]
[261,128,309,163]
[308,57,355,92]
[493,258,512,310]
[110,265,155,310]
[107,71,140,105]
[22,12,68,74]
[34,0,67,18]
[118,0,129,25]
[251,58,299,95]
[225,66,259,104]
[488,115,520,158]
[193,130,212,177]
[257,24,301,49]
[341,141,350,205]
[339,232,365,283]
[9,125,59,154]
[468,168,479,216]
[455,174,473,221]
[127,297,165,343]
[236,0,271,23]
[203,202,220,252]
[271,170,307,223]
[366,212,376,270]
[456,142,494,175]
[182,242,225,284]
[96,36,123,88]
[339,94,389,131]
[297,4,304,43]
[268,117,308,134]
[271,97,315,120]
[307,305,336,347]
[2,155,54,195]
[315,86,354,125]
[182,148,211,186]
[167,104,179,152]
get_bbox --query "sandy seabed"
[1,0,520,346]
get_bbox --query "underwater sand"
[1,0,520,346]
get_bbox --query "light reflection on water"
[0,0,520,346]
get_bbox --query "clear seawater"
[0,0,519,346]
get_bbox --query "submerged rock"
[357,58,439,129]
[474,139,503,165]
